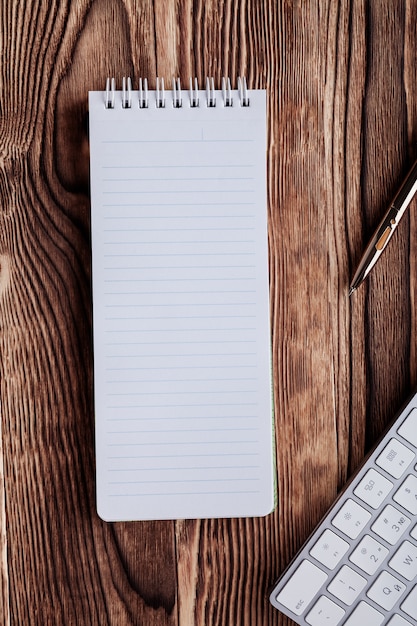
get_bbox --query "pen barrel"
[392,158,417,218]
[350,156,417,293]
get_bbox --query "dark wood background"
[1,1,416,624]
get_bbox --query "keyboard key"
[397,408,417,447]
[309,529,349,570]
[389,540,417,581]
[386,615,413,625]
[410,524,417,540]
[275,560,328,616]
[367,570,407,610]
[400,584,417,620]
[327,565,367,605]
[376,438,415,478]
[305,595,345,626]
[393,474,417,514]
[371,504,411,544]
[349,534,389,575]
[332,499,371,539]
[354,468,393,509]
[342,601,384,625]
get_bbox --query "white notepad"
[89,79,275,521]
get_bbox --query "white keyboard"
[269,391,417,625]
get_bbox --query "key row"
[333,498,414,544]
[312,528,417,578]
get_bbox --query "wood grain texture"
[0,1,416,625]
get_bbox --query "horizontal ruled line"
[106,376,257,385]
[105,415,256,421]
[102,139,253,144]
[107,427,258,434]
[106,415,257,422]
[105,380,255,385]
[103,202,255,207]
[104,280,255,285]
[107,440,258,447]
[103,268,255,274]
[105,341,255,346]
[104,290,256,296]
[104,240,255,245]
[103,177,255,182]
[104,315,256,320]
[102,164,254,169]
[106,390,257,397]
[103,216,254,221]
[108,464,260,471]
[107,403,258,409]
[105,352,256,357]
[104,329,255,334]
[103,227,255,231]
[105,303,255,308]
[109,490,260,497]
[108,453,259,459]
[105,364,255,370]
[103,190,255,195]
[103,253,256,257]
[104,290,256,295]
[108,478,259,485]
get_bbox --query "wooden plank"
[0,331,10,625]
[404,0,417,392]
[359,2,413,447]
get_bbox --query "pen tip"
[348,286,356,297]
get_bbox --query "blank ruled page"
[89,87,275,521]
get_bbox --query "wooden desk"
[1,1,416,624]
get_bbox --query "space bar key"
[276,560,328,616]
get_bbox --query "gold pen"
[349,158,417,295]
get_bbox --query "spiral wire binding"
[222,77,233,107]
[238,76,249,107]
[205,77,216,107]
[103,77,251,108]
[122,76,132,108]
[172,78,182,108]
[156,77,165,108]
[138,78,148,108]
[105,77,116,109]
[189,78,199,107]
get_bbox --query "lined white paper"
[89,88,274,520]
